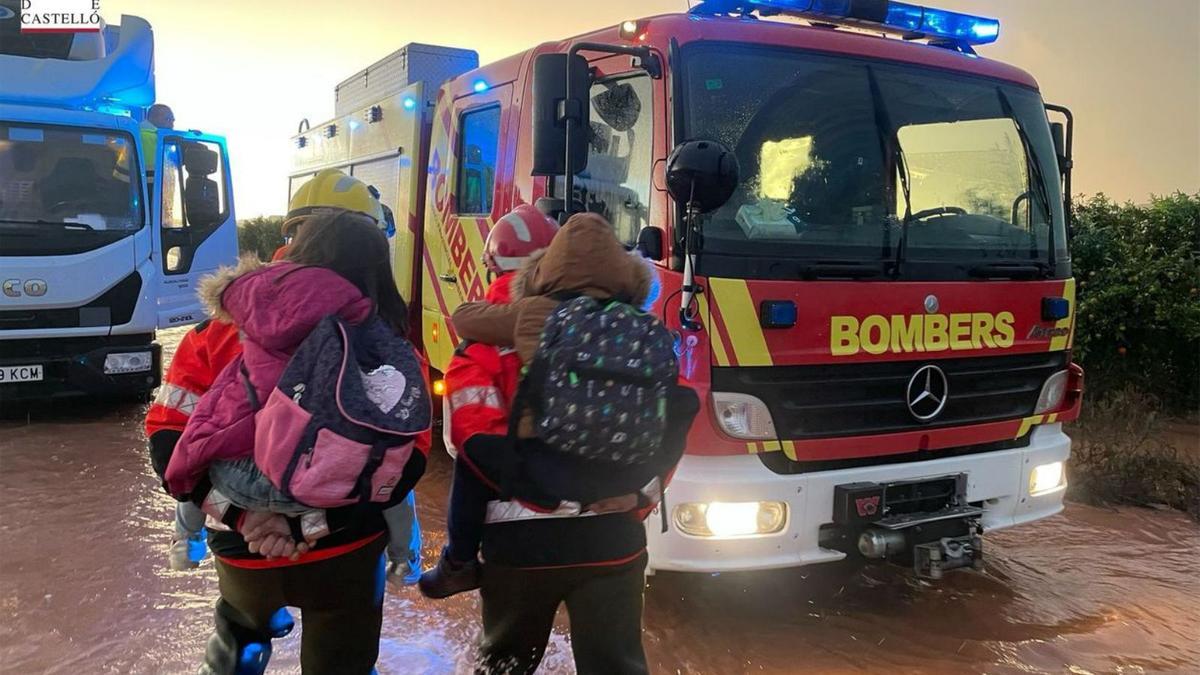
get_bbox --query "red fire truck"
[291,0,1083,578]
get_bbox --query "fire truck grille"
[712,352,1069,440]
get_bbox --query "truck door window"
[159,139,228,273]
[456,106,501,215]
[556,74,654,246]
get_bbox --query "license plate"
[0,364,44,383]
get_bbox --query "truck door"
[423,84,513,371]
[151,131,238,328]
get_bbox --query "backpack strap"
[348,439,391,503]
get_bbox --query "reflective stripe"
[484,499,597,524]
[448,385,503,413]
[201,488,232,525]
[154,382,202,416]
[639,476,662,504]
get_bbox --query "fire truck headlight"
[1029,461,1065,495]
[674,501,788,538]
[711,392,777,440]
[1034,370,1069,414]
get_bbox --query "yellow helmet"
[285,169,385,235]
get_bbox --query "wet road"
[1,329,1197,674]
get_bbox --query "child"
[420,212,685,599]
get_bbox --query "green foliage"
[237,216,286,261]
[1070,193,1200,410]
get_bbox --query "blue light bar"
[472,79,489,93]
[885,2,1000,44]
[740,0,1000,46]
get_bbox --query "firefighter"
[145,169,418,581]
[436,207,693,675]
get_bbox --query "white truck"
[0,5,238,402]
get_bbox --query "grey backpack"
[515,296,677,466]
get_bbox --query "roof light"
[619,19,647,40]
[472,79,489,93]
[731,0,999,46]
[885,2,1000,44]
[402,96,417,111]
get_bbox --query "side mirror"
[636,226,664,261]
[531,53,590,177]
[1049,121,1067,175]
[666,139,740,214]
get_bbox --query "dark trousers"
[476,553,649,675]
[447,453,493,563]
[210,535,387,674]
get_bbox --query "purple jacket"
[164,258,372,497]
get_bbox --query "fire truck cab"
[294,0,1082,577]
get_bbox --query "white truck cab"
[0,8,238,402]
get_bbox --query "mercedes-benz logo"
[906,364,948,421]
[924,294,939,313]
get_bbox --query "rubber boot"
[417,546,481,599]
[198,602,291,675]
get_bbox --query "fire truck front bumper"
[646,423,1071,573]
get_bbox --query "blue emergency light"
[1042,297,1071,321]
[741,0,1000,46]
[402,96,417,111]
[472,79,489,93]
[760,300,798,329]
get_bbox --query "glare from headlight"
[711,392,777,440]
[1034,370,1069,414]
[673,501,787,538]
[1029,461,1065,495]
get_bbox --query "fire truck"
[290,0,1082,578]
[0,5,238,401]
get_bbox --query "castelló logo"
[20,0,102,33]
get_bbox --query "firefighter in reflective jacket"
[436,206,685,675]
[146,317,241,570]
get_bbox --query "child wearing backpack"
[420,213,697,602]
[164,208,430,674]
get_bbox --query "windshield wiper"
[867,68,913,279]
[1,218,94,230]
[969,262,1051,280]
[799,261,885,280]
[997,88,1055,272]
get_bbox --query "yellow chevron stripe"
[746,442,759,454]
[1047,413,1058,424]
[708,278,773,366]
[1015,414,1045,439]
[760,440,782,452]
[782,440,798,461]
[697,294,732,366]
[1050,278,1076,352]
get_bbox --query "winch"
[825,474,985,578]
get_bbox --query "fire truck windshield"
[0,123,143,256]
[682,43,1068,280]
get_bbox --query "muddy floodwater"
[1,329,1197,674]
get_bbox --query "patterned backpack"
[517,296,677,466]
[248,314,430,508]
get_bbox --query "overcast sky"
[106,0,1200,218]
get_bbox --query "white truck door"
[151,131,239,329]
